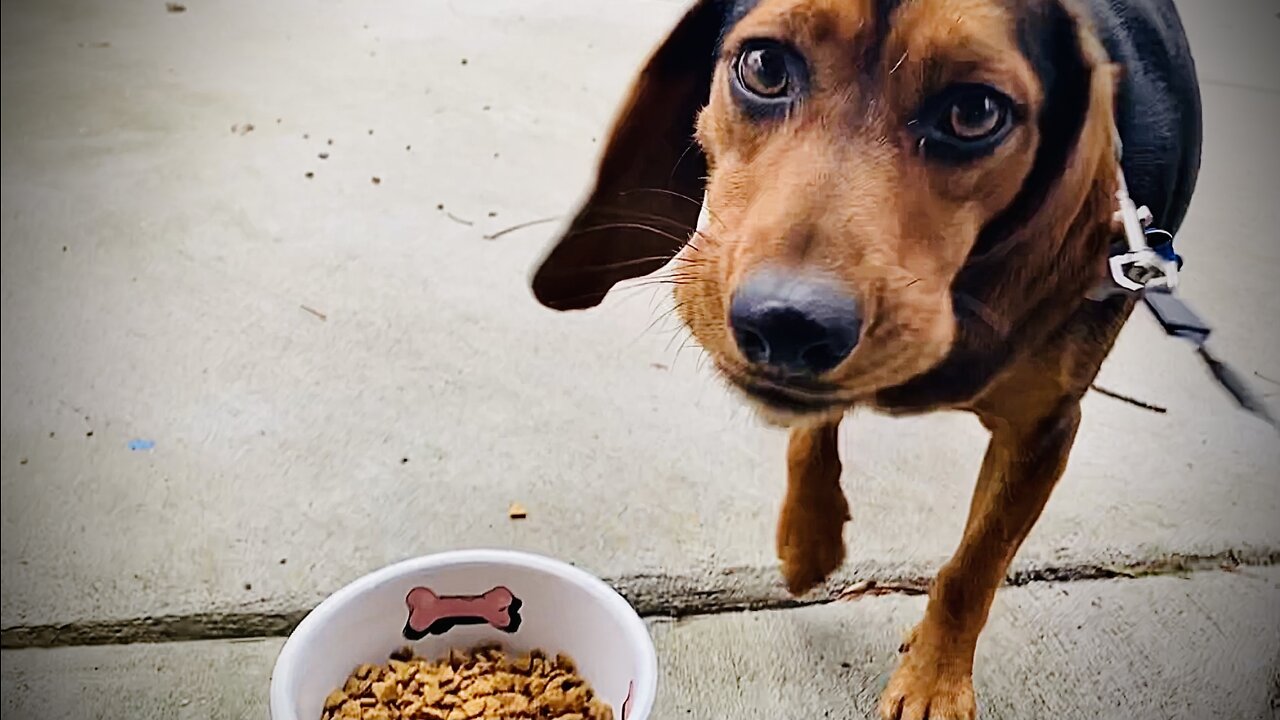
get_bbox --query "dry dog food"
[322,645,613,720]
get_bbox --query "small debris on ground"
[405,145,411,151]
[444,211,474,227]
[78,41,111,49]
[326,138,334,146]
[244,582,252,591]
[231,123,254,135]
[400,457,409,464]
[127,439,156,451]
[371,176,381,185]
[318,152,329,160]
[507,502,528,520]
[304,171,315,179]
[165,2,186,13]
[279,558,287,565]
[460,58,468,65]
[300,304,327,321]
[19,458,28,465]
[837,579,928,600]
[367,129,374,135]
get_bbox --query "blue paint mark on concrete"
[128,439,156,451]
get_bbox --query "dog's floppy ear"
[971,0,1117,266]
[531,1,723,311]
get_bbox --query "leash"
[1089,130,1277,430]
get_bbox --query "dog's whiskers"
[618,187,727,227]
[565,221,692,249]
[567,254,700,273]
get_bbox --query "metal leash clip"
[1108,169,1180,292]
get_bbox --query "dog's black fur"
[1084,0,1202,234]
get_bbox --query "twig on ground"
[1253,370,1280,387]
[483,216,559,241]
[444,212,474,227]
[1089,384,1168,413]
[300,304,327,321]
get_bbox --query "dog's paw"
[878,650,976,720]
[776,492,849,595]
[778,533,844,596]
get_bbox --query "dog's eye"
[737,45,791,98]
[914,84,1017,161]
[731,41,807,113]
[947,92,1005,140]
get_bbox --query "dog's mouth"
[720,366,854,423]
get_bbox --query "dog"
[530,0,1201,717]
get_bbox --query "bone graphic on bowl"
[402,586,523,640]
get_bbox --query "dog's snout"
[729,269,861,376]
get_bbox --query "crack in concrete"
[2,549,1275,649]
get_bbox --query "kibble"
[321,645,613,720]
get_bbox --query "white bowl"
[270,549,657,720]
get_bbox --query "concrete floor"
[2,0,1278,718]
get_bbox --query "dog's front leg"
[777,419,850,595]
[879,401,1082,720]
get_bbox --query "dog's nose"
[729,269,861,376]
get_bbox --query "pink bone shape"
[405,586,516,633]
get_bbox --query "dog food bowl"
[270,549,657,720]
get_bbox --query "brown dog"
[530,1,1202,717]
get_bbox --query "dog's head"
[532,0,1120,424]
